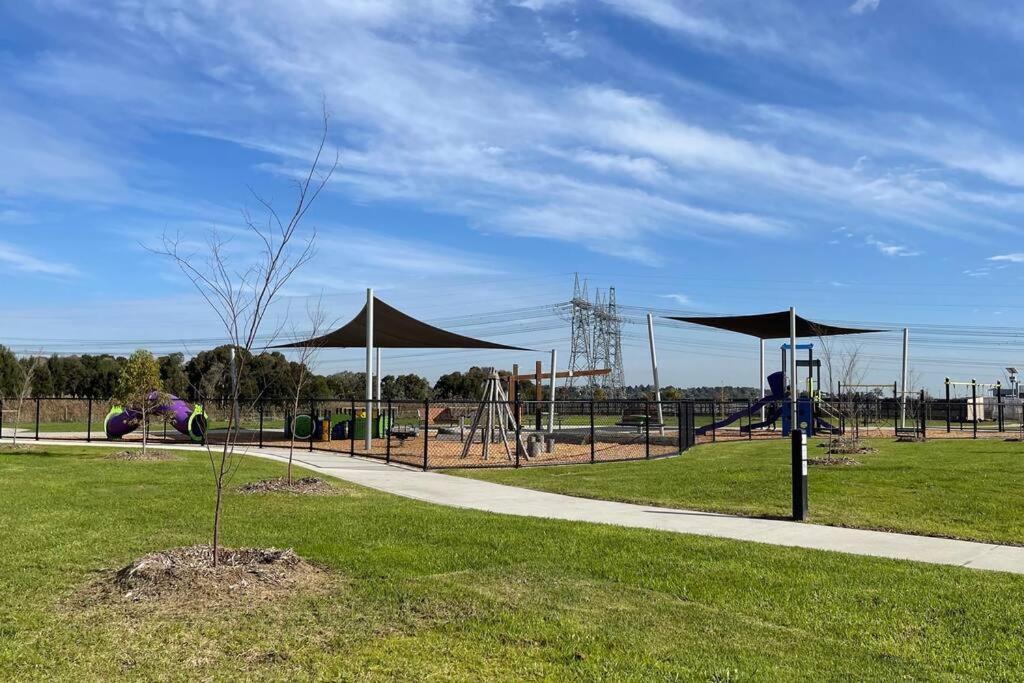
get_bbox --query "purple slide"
[104,393,207,442]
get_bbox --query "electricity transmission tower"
[565,275,625,398]
[566,274,594,395]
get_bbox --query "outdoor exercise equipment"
[944,378,1003,436]
[104,393,207,442]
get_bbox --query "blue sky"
[3,0,1024,392]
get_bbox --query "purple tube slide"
[104,393,207,442]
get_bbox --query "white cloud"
[988,253,1024,263]
[0,241,78,276]
[866,235,920,257]
[661,293,694,306]
[849,0,881,15]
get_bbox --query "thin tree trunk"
[288,395,300,485]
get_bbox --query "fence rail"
[5,393,1018,465]
[0,396,696,470]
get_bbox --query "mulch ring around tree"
[76,546,331,607]
[104,449,184,462]
[808,456,862,466]
[237,477,338,496]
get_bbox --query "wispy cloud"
[866,235,920,257]
[849,0,881,15]
[988,253,1024,263]
[0,241,78,276]
[661,293,694,306]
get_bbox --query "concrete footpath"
[16,439,1024,576]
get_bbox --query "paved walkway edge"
[11,438,1024,576]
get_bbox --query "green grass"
[453,438,1024,546]
[2,445,1024,680]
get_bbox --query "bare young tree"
[11,353,44,446]
[285,295,331,484]
[155,112,336,565]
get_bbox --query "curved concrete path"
[13,439,1024,575]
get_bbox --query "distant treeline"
[0,344,759,402]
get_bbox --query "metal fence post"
[747,398,752,440]
[645,400,651,459]
[308,399,315,452]
[711,400,717,443]
[422,399,430,471]
[86,398,93,442]
[972,379,978,439]
[386,400,392,464]
[348,399,355,456]
[589,400,596,464]
[515,397,522,468]
[35,398,40,441]
[677,401,683,453]
[258,401,264,448]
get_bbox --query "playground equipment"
[104,393,207,442]
[461,370,528,461]
[695,343,838,438]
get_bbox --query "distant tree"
[325,371,365,398]
[113,350,166,458]
[381,373,431,401]
[0,345,19,398]
[159,353,189,396]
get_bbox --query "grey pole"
[900,327,909,428]
[759,338,765,422]
[364,288,374,451]
[646,313,665,435]
[548,349,557,434]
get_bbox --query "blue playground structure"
[695,344,838,438]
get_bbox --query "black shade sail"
[666,311,884,340]
[275,296,530,350]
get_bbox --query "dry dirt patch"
[78,545,330,608]
[104,449,184,462]
[237,476,338,496]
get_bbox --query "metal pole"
[972,379,978,439]
[258,401,264,448]
[87,398,92,443]
[759,339,765,422]
[945,378,951,433]
[644,400,651,459]
[548,349,557,434]
[589,400,596,463]
[900,328,909,428]
[35,397,40,441]
[364,288,374,452]
[375,348,382,401]
[789,307,798,433]
[646,313,665,435]
[422,398,430,471]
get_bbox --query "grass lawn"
[3,445,1024,680]
[453,438,1024,546]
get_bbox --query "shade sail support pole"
[647,313,664,435]
[900,328,909,429]
[365,288,374,452]
[759,338,765,422]
[790,307,798,428]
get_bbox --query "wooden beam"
[511,367,612,382]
